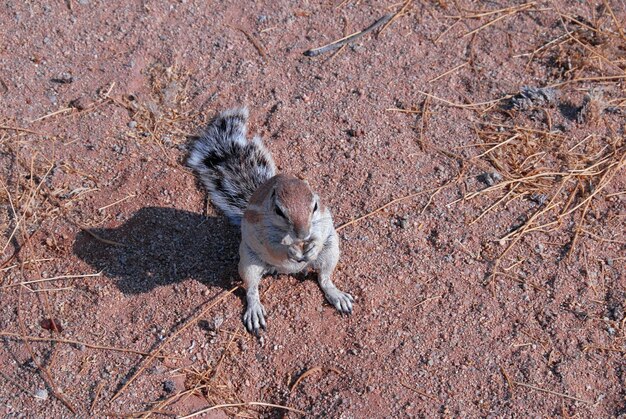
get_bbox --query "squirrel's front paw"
[325,288,354,314]
[243,301,267,335]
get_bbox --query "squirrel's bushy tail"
[187,107,276,225]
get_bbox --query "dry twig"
[304,14,392,56]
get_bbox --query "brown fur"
[248,176,280,207]
[274,176,314,236]
[243,208,263,224]
[247,174,314,236]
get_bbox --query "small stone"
[46,93,58,105]
[51,72,73,84]
[34,389,48,400]
[399,217,409,229]
[606,258,613,267]
[128,120,137,129]
[529,193,548,206]
[212,316,224,330]
[477,172,502,186]
[69,97,91,110]
[346,129,358,137]
[163,380,176,393]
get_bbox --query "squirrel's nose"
[295,228,311,241]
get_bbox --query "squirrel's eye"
[275,206,286,218]
[313,202,318,213]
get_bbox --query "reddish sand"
[0,1,624,417]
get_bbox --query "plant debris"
[510,86,559,110]
[577,89,605,124]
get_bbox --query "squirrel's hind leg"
[312,233,354,314]
[239,243,267,334]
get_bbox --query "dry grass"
[410,3,626,293]
[109,286,240,403]
[124,62,199,152]
[462,114,624,286]
[0,1,624,416]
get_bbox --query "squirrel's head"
[270,176,322,242]
[245,174,328,262]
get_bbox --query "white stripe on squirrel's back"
[187,107,276,225]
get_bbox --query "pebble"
[153,365,167,374]
[212,315,224,330]
[477,172,502,186]
[530,193,548,206]
[346,128,363,138]
[34,389,48,400]
[69,96,90,110]
[46,93,58,105]
[52,72,73,84]
[128,120,137,129]
[163,380,176,393]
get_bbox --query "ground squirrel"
[188,107,353,334]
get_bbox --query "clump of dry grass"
[430,3,626,290]
[119,62,200,156]
[134,321,303,418]
[576,88,605,124]
[463,114,624,288]
[531,9,621,83]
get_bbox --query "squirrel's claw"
[325,289,354,315]
[243,302,267,334]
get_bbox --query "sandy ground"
[0,1,625,417]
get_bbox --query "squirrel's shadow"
[73,206,240,294]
